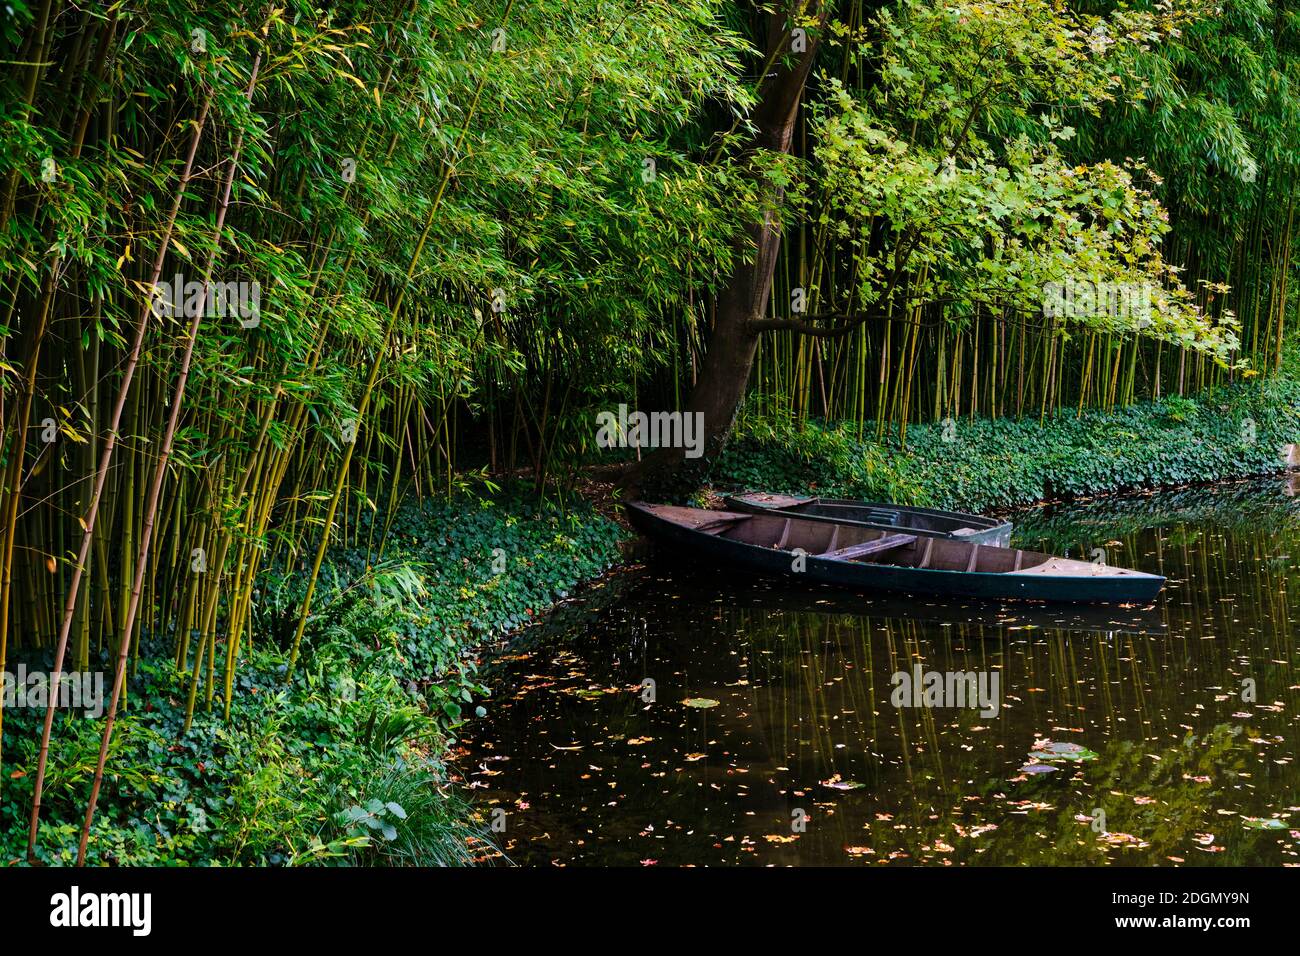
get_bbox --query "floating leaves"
[1098,831,1148,848]
[1029,739,1099,762]
[1242,817,1286,830]
[682,697,719,709]
[561,685,621,701]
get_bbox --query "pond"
[457,480,1300,866]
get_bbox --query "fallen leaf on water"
[1099,831,1147,847]
[1243,817,1286,829]
[1030,739,1098,762]
[683,698,719,709]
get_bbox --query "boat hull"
[627,503,1163,605]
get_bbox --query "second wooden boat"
[722,492,1013,547]
[627,503,1164,605]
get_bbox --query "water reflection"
[458,480,1300,865]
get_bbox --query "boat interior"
[730,493,999,534]
[722,510,1040,572]
[795,501,987,534]
[645,505,1141,578]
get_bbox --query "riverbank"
[7,376,1298,866]
[3,495,626,866]
[715,375,1300,514]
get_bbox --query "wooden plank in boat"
[823,533,916,561]
[637,504,751,534]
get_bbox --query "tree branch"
[748,298,1064,338]
[747,310,891,338]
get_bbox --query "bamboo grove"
[0,0,1298,861]
[747,0,1300,433]
[0,0,752,859]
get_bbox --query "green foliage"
[265,492,626,691]
[751,0,1300,434]
[717,412,927,505]
[326,762,481,866]
[718,374,1300,513]
[1076,0,1300,215]
[811,0,1236,356]
[5,0,1300,869]
[1,491,624,865]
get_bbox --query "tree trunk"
[629,2,824,492]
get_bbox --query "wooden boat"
[723,492,1013,547]
[626,503,1164,604]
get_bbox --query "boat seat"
[822,533,916,561]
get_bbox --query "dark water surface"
[458,480,1300,865]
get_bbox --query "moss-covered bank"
[715,376,1300,513]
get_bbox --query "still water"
[458,481,1300,865]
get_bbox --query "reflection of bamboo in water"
[706,510,1300,862]
[473,504,1300,867]
[832,615,878,778]
[1014,482,1300,548]
[884,625,915,796]
[899,621,951,804]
